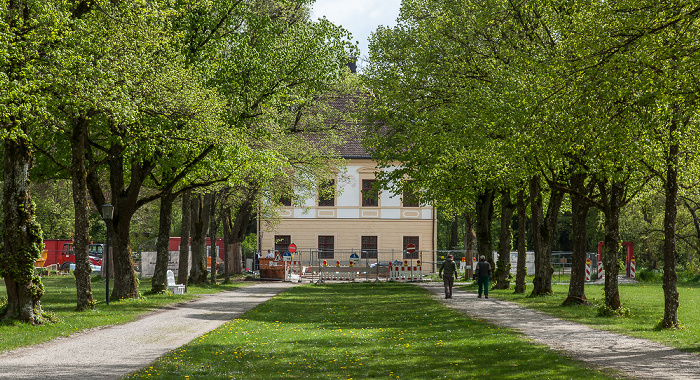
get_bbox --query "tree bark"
[152,192,175,293]
[70,116,95,310]
[232,202,253,275]
[475,189,495,272]
[599,179,624,310]
[223,206,232,283]
[449,216,460,250]
[463,211,476,280]
[86,136,144,300]
[514,190,528,294]
[224,198,254,276]
[495,190,514,289]
[1,135,45,323]
[661,119,680,328]
[189,193,211,284]
[178,190,192,285]
[209,194,219,284]
[563,172,591,306]
[529,176,563,296]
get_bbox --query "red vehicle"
[41,239,103,270]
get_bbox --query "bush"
[597,304,631,318]
[637,268,663,282]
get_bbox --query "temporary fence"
[250,249,444,282]
[246,248,610,282]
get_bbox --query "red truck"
[39,239,103,270]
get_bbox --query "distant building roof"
[306,91,372,159]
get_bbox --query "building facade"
[259,157,436,265]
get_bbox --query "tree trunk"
[514,190,527,294]
[530,176,563,296]
[227,199,254,275]
[599,179,624,310]
[178,190,192,285]
[110,206,139,299]
[70,116,95,311]
[495,190,514,289]
[152,192,175,293]
[463,211,476,280]
[86,140,143,300]
[449,216,460,250]
[209,194,219,284]
[1,135,45,323]
[563,173,591,306]
[475,189,495,274]
[661,122,680,328]
[189,193,211,284]
[223,206,231,283]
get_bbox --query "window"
[318,180,335,206]
[402,187,420,207]
[318,236,334,259]
[361,236,378,259]
[362,179,379,207]
[280,195,292,207]
[275,235,291,253]
[403,236,419,259]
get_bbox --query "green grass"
[460,280,700,353]
[125,283,621,380]
[0,274,250,352]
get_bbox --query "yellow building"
[260,152,436,268]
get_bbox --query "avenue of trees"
[1,0,358,323]
[363,0,700,329]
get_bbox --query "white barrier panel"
[318,268,358,282]
[388,265,422,282]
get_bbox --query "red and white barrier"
[630,258,636,279]
[388,263,422,282]
[597,259,603,279]
[319,269,357,282]
[585,258,591,281]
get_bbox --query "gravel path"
[418,282,700,380]
[0,282,296,380]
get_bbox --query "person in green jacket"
[475,255,492,299]
[439,254,459,299]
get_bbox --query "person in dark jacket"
[439,254,459,299]
[475,255,492,299]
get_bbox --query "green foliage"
[637,269,664,283]
[31,180,75,239]
[597,305,631,318]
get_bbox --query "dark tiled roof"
[305,92,372,159]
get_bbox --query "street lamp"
[102,204,114,305]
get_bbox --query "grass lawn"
[460,280,700,353]
[126,283,621,380]
[0,274,250,352]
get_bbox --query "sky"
[310,0,402,67]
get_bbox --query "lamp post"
[102,204,114,305]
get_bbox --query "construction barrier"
[597,259,603,279]
[630,258,636,279]
[585,258,591,281]
[285,260,303,282]
[319,270,357,281]
[388,262,422,282]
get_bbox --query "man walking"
[475,255,492,299]
[439,254,459,299]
